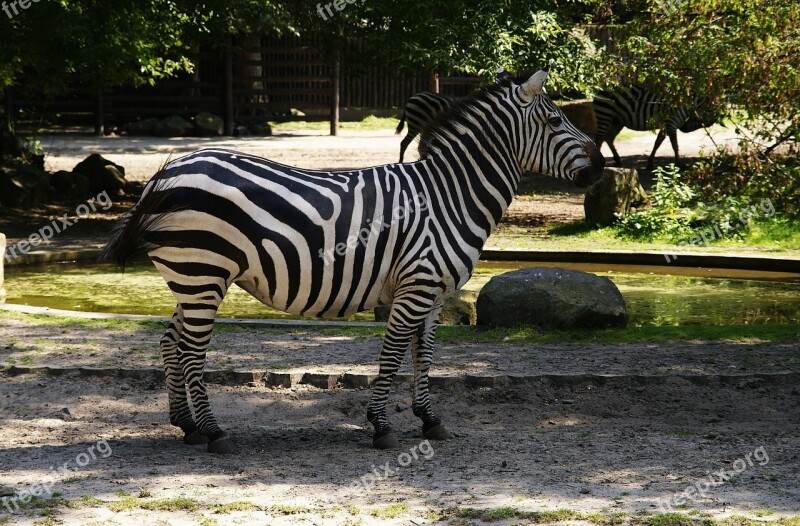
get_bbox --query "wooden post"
[94,90,104,136]
[224,38,234,136]
[330,54,340,136]
[426,65,439,93]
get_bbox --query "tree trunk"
[223,38,234,136]
[330,54,340,136]
[426,65,439,93]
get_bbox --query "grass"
[490,218,800,255]
[1,310,798,350]
[108,496,201,512]
[443,508,800,526]
[269,115,399,132]
[369,503,408,519]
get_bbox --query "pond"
[3,261,799,327]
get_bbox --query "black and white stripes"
[593,85,716,168]
[395,91,457,162]
[101,67,604,452]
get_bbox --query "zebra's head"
[508,67,605,187]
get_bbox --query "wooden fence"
[6,34,482,135]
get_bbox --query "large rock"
[476,267,628,329]
[127,117,160,135]
[584,167,648,226]
[0,161,51,207]
[374,290,478,325]
[193,112,224,136]
[0,233,5,302]
[152,116,193,137]
[558,99,596,138]
[72,154,127,195]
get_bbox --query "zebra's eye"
[548,116,563,127]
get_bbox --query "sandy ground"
[0,371,798,525]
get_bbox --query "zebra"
[100,65,604,453]
[593,85,716,169]
[395,91,457,163]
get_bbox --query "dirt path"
[0,371,797,525]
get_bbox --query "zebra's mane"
[417,77,512,160]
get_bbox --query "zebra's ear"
[495,69,512,86]
[518,69,549,102]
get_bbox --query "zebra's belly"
[234,263,394,319]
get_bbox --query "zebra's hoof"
[183,430,209,445]
[373,433,400,449]
[207,434,236,454]
[423,424,452,440]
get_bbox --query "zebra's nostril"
[584,140,605,170]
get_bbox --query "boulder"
[0,161,51,207]
[233,125,251,137]
[51,170,91,198]
[0,233,5,302]
[251,122,273,136]
[584,167,648,226]
[193,112,224,136]
[152,116,193,137]
[476,267,628,329]
[558,99,596,138]
[126,117,160,136]
[374,290,478,325]
[73,154,127,195]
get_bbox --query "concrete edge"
[3,248,799,273]
[1,365,796,390]
[481,249,800,273]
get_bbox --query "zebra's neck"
[419,98,523,233]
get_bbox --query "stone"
[0,161,51,207]
[233,125,251,137]
[476,267,628,329]
[50,169,95,199]
[193,112,224,136]
[584,167,648,226]
[558,99,597,137]
[152,116,193,137]
[72,154,127,195]
[374,289,478,325]
[250,123,273,136]
[302,373,340,390]
[127,117,160,135]
[0,233,5,302]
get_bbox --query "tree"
[595,0,800,154]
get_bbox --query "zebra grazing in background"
[100,65,604,453]
[593,84,716,169]
[395,91,457,162]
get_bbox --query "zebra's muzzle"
[574,140,605,187]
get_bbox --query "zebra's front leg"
[160,306,207,445]
[411,307,451,441]
[368,293,438,449]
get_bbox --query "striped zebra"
[593,85,715,168]
[100,66,604,453]
[395,91,456,162]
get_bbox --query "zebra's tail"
[99,170,184,270]
[395,110,406,134]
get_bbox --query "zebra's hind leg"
[398,132,416,163]
[175,303,235,454]
[411,306,451,441]
[367,293,436,449]
[160,305,207,445]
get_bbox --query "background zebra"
[395,91,457,162]
[593,84,716,169]
[100,66,604,453]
